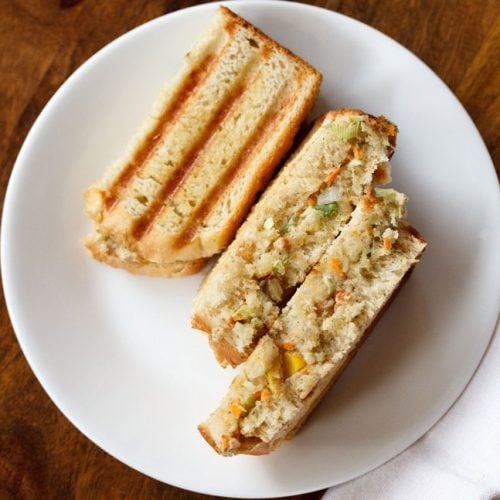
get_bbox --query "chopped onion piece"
[317,186,339,205]
[347,159,363,168]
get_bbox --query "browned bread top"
[84,6,322,276]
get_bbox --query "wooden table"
[1,1,498,498]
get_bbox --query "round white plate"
[2,1,499,497]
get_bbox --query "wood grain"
[0,1,498,498]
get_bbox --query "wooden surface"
[0,0,498,498]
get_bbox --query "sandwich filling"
[199,189,426,454]
[192,111,396,365]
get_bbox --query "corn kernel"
[229,401,246,419]
[283,351,307,378]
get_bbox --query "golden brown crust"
[208,335,250,368]
[232,437,271,456]
[84,6,322,276]
[198,424,219,452]
[191,314,211,334]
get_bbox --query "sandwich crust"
[84,6,322,276]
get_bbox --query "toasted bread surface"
[84,6,321,275]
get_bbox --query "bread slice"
[192,110,397,366]
[198,190,426,455]
[84,6,321,277]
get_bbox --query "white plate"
[2,1,499,497]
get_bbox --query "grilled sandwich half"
[199,190,426,455]
[84,6,322,276]
[192,109,397,366]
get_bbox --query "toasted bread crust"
[84,7,321,276]
[208,334,249,368]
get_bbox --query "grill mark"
[132,83,247,240]
[172,91,295,249]
[103,52,217,210]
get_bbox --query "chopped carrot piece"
[324,165,342,186]
[335,290,351,302]
[281,341,295,351]
[364,185,377,206]
[353,144,364,159]
[383,237,393,250]
[229,401,246,419]
[307,194,317,206]
[329,257,344,276]
[260,388,272,402]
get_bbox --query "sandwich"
[198,189,426,455]
[192,109,396,366]
[84,6,322,276]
